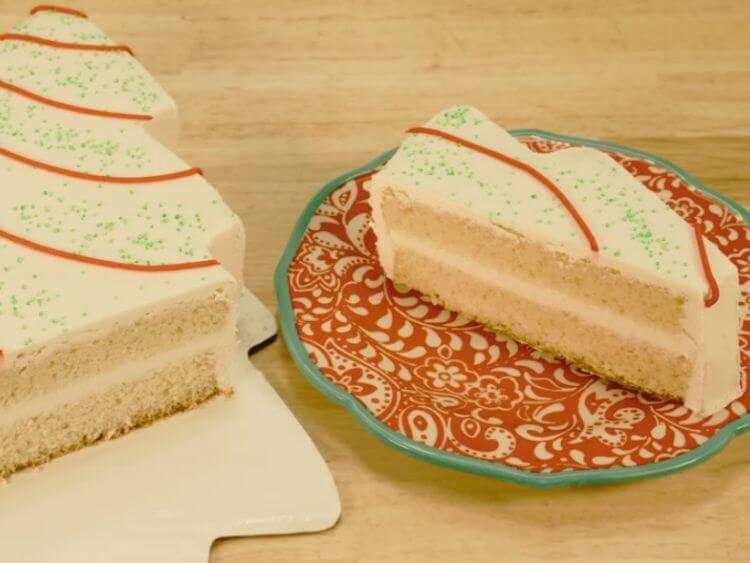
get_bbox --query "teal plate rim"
[274,129,750,488]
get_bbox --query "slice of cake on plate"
[0,5,178,147]
[368,105,741,415]
[0,7,245,478]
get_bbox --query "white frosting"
[371,105,741,414]
[0,88,184,175]
[685,247,742,413]
[0,10,178,148]
[0,13,244,371]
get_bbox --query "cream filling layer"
[391,229,697,356]
[0,332,234,428]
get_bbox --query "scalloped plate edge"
[274,130,750,488]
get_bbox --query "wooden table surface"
[3,0,749,560]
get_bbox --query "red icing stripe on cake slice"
[0,33,133,55]
[30,5,87,18]
[692,223,720,307]
[406,126,600,253]
[0,228,220,272]
[0,146,202,184]
[0,80,152,121]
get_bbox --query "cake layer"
[0,286,236,409]
[0,347,225,478]
[389,228,694,400]
[374,186,686,332]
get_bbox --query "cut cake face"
[368,105,741,415]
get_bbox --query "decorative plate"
[275,130,750,488]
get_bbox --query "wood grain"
[2,1,749,561]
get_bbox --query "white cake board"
[0,290,340,562]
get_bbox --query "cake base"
[0,349,225,478]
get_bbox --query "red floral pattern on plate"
[287,137,750,473]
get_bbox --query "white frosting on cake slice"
[0,7,178,147]
[369,105,741,415]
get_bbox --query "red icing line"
[0,80,152,121]
[0,146,202,184]
[30,5,87,18]
[406,127,600,252]
[692,223,719,307]
[0,33,133,56]
[0,228,219,272]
